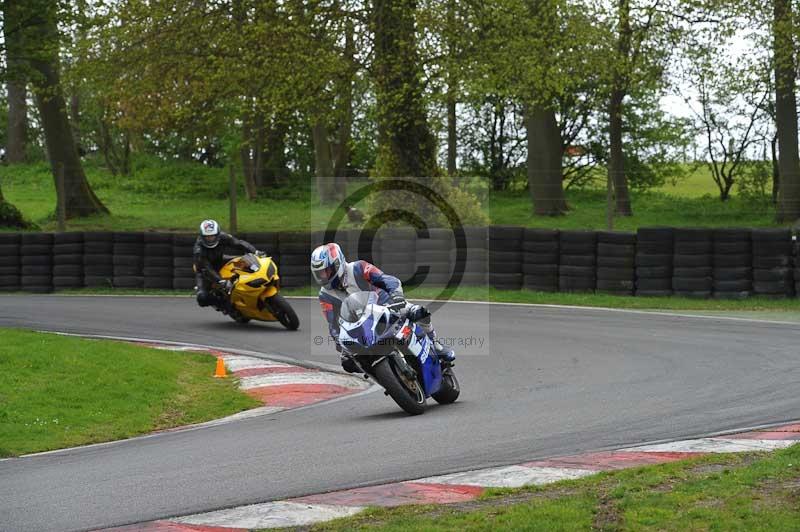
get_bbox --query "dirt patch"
[592,489,622,531]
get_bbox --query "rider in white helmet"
[193,219,259,309]
[311,242,454,373]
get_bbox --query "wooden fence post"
[229,164,238,233]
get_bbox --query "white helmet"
[310,243,346,289]
[199,219,221,248]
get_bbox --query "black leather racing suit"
[193,232,257,307]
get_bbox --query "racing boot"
[429,331,455,366]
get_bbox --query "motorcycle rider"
[310,242,455,373]
[194,219,259,309]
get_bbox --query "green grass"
[0,158,787,232]
[0,329,260,457]
[306,446,800,531]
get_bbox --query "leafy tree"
[3,0,107,219]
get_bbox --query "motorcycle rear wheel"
[374,358,426,415]
[268,294,300,330]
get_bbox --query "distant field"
[0,158,784,232]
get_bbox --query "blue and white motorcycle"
[338,291,460,415]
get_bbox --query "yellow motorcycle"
[211,253,300,330]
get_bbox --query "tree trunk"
[262,117,287,187]
[774,0,800,222]
[525,105,567,216]
[6,81,28,163]
[332,19,355,201]
[313,120,336,204]
[372,0,438,178]
[609,0,633,216]
[26,0,108,218]
[608,89,632,215]
[4,0,28,164]
[447,89,457,176]
[771,135,780,204]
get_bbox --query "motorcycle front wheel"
[431,368,460,404]
[374,358,426,415]
[268,294,300,330]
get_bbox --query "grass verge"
[8,286,800,314]
[306,446,800,531]
[0,329,260,457]
[0,158,786,232]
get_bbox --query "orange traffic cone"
[213,357,227,378]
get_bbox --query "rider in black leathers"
[194,219,258,309]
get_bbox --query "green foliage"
[737,160,773,200]
[0,198,31,228]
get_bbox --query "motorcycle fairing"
[403,322,443,396]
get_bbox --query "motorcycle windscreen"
[340,316,377,348]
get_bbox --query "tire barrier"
[172,234,196,290]
[559,230,596,292]
[143,233,174,289]
[712,228,752,299]
[21,233,53,293]
[596,231,635,296]
[414,228,455,286]
[113,232,144,288]
[636,227,673,297]
[454,227,488,287]
[521,229,558,292]
[751,228,794,298]
[83,232,114,288]
[2,228,797,297]
[53,232,84,290]
[0,233,21,292]
[277,232,314,288]
[489,226,523,290]
[377,228,417,285]
[672,228,713,298]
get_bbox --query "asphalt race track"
[1,295,799,531]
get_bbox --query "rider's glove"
[407,304,430,322]
[255,250,267,258]
[220,279,233,292]
[388,291,406,307]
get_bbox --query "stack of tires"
[172,234,196,290]
[242,232,279,261]
[489,226,523,290]
[521,229,559,292]
[635,227,673,296]
[672,228,713,298]
[795,236,800,297]
[558,230,596,293]
[143,233,174,289]
[712,228,752,299]
[52,233,84,290]
[751,228,794,298]
[596,231,636,296]
[277,232,313,288]
[454,227,488,287]
[83,232,114,287]
[113,232,144,288]
[377,228,416,285]
[415,228,454,286]
[0,233,21,292]
[21,233,53,293]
